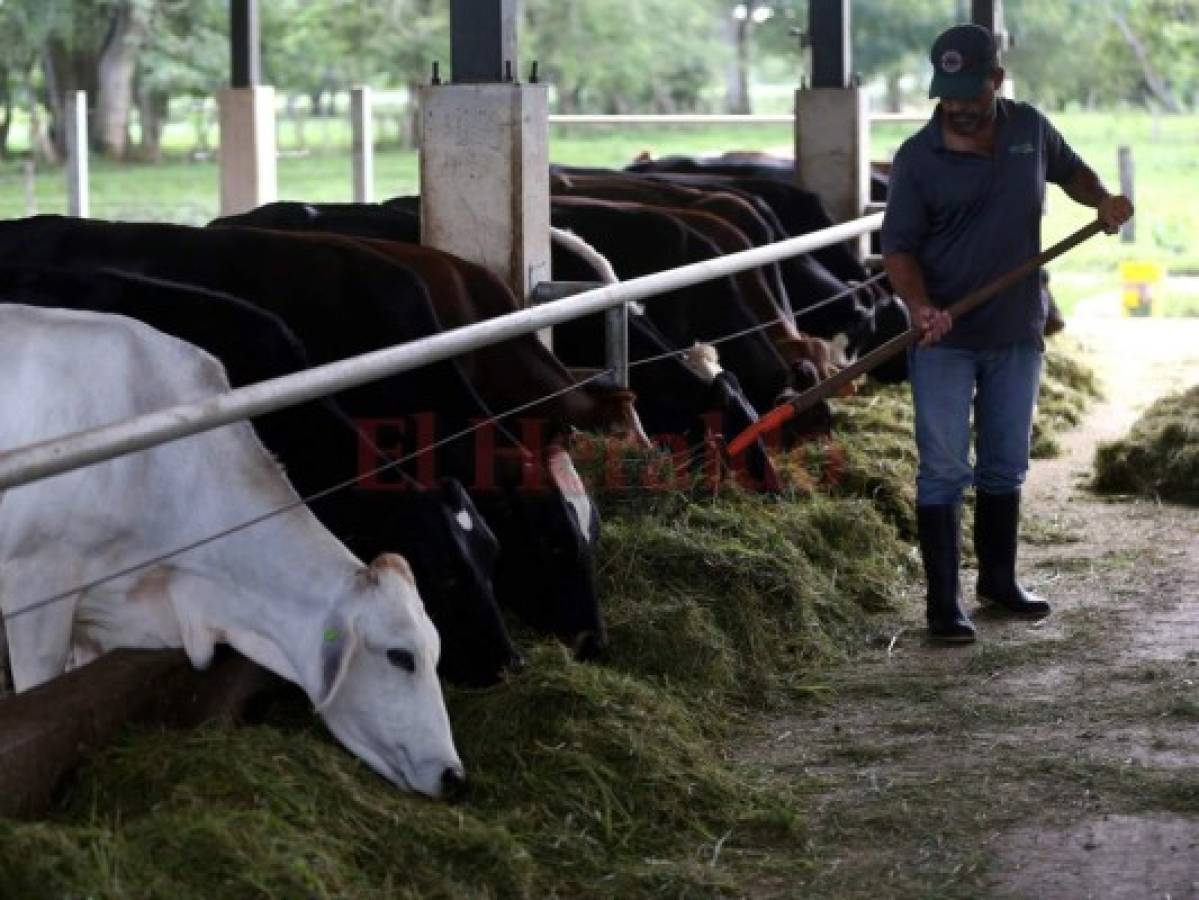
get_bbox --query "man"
[881,24,1133,643]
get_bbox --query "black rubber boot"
[917,503,976,643]
[974,489,1051,619]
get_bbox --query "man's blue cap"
[928,24,998,100]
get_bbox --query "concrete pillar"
[218,85,277,216]
[795,86,869,234]
[419,83,550,306]
[65,90,89,218]
[351,86,375,203]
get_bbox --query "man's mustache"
[948,112,983,130]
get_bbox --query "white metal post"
[1119,146,1135,244]
[65,91,89,218]
[351,86,375,203]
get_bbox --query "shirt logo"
[940,50,964,74]
[1008,142,1036,155]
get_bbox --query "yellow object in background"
[1120,260,1165,317]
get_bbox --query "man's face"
[941,69,1002,136]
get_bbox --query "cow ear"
[316,614,359,711]
[368,552,416,587]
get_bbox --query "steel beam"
[808,0,852,89]
[971,0,1010,52]
[0,649,285,819]
[450,0,519,84]
[230,0,261,87]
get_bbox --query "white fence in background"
[46,93,930,217]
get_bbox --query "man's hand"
[1098,194,1134,235]
[912,303,953,346]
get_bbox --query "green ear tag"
[324,627,342,644]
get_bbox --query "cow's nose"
[441,766,467,799]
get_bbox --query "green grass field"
[1,109,1195,297]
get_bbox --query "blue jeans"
[909,342,1043,506]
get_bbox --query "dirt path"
[740,316,1199,898]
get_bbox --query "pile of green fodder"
[0,483,915,897]
[1093,383,1199,505]
[598,490,916,704]
[0,343,1098,898]
[0,645,814,899]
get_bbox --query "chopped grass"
[0,339,1098,897]
[0,646,807,899]
[1092,384,1199,505]
[599,492,916,704]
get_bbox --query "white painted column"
[65,90,89,218]
[419,83,550,307]
[350,86,375,203]
[795,86,869,247]
[217,85,277,216]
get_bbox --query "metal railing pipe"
[868,113,930,124]
[0,213,883,492]
[549,114,795,125]
[546,113,930,126]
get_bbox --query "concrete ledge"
[0,649,284,819]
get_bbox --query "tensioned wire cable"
[628,270,889,369]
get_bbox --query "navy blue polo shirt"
[880,99,1083,349]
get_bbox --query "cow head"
[415,479,524,686]
[482,445,607,660]
[316,553,464,798]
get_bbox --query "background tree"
[4,0,1196,169]
[0,0,61,159]
[524,0,720,113]
[93,0,155,158]
[135,0,225,161]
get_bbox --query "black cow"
[213,201,422,243]
[551,169,909,383]
[545,198,808,410]
[554,168,871,329]
[550,234,783,491]
[215,200,786,491]
[626,153,795,183]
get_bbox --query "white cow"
[0,305,463,797]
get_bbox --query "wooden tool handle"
[726,219,1106,458]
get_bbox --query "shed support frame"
[450,0,519,84]
[218,86,278,216]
